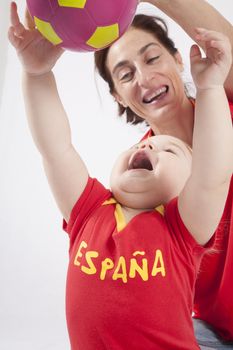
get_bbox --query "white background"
[0,1,232,349]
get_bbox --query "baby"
[62,30,232,349]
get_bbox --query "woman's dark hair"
[94,14,178,125]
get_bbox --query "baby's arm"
[178,29,233,245]
[8,2,88,221]
[23,73,88,222]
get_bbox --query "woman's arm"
[178,29,233,245]
[143,0,233,100]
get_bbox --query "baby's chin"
[112,189,163,210]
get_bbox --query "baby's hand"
[190,28,232,90]
[8,2,64,76]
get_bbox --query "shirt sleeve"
[164,197,216,268]
[63,177,111,247]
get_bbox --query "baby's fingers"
[195,27,222,40]
[195,28,230,49]
[209,39,231,56]
[10,1,26,37]
[190,44,202,63]
[25,8,35,30]
[195,28,231,61]
[8,26,22,49]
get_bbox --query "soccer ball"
[26,0,138,52]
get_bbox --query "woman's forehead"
[107,28,161,65]
[113,27,159,48]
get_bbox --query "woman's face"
[106,27,185,125]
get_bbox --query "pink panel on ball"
[49,0,60,12]
[73,43,96,52]
[57,39,83,51]
[52,7,95,45]
[58,40,96,51]
[118,0,138,35]
[85,0,124,25]
[26,0,55,21]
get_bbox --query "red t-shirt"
[141,100,233,340]
[63,177,211,350]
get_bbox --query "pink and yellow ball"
[26,0,138,52]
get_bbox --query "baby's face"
[110,135,192,209]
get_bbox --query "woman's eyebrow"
[112,43,160,76]
[138,43,160,56]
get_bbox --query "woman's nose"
[136,66,154,87]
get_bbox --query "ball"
[26,0,138,52]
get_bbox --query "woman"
[94,1,233,348]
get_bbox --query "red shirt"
[64,178,211,350]
[142,100,233,340]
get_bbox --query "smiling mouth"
[128,151,153,171]
[143,86,169,104]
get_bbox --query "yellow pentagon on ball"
[58,0,87,8]
[86,24,119,49]
[34,16,62,45]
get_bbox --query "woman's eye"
[119,71,133,82]
[147,56,160,64]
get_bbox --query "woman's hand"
[190,28,232,90]
[8,2,64,76]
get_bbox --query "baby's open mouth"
[128,151,153,171]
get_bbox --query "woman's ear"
[113,92,127,108]
[174,51,184,72]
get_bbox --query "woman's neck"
[150,97,195,147]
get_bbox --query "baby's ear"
[113,92,127,108]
